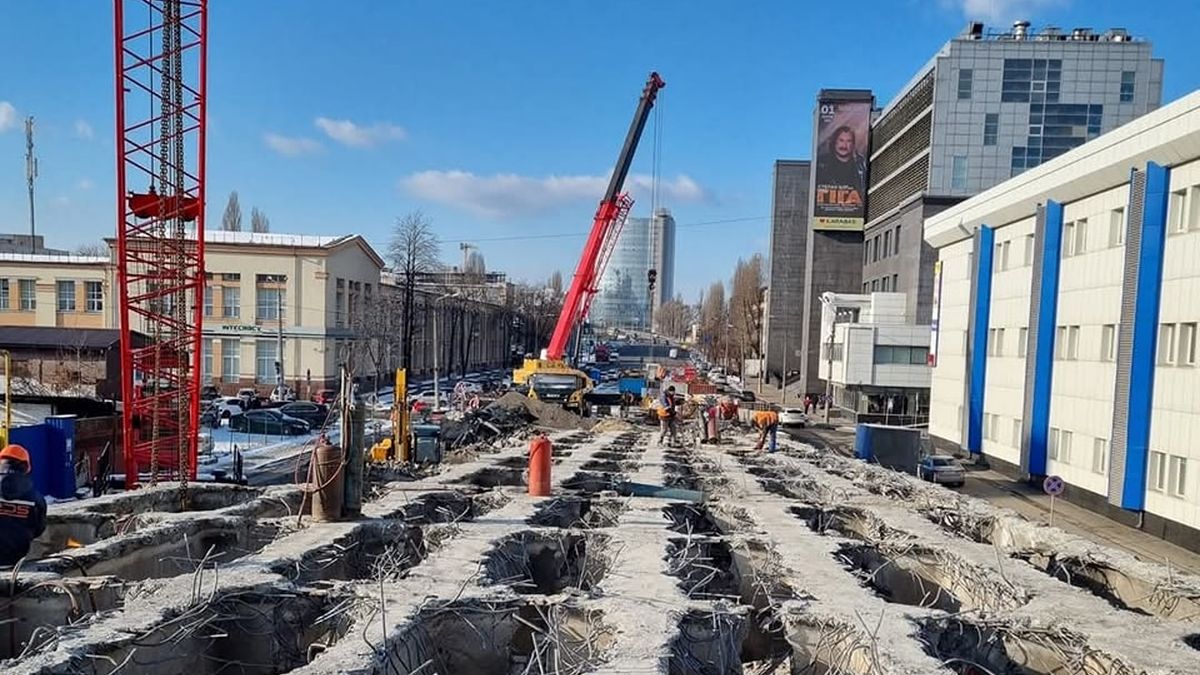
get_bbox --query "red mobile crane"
[513,72,665,408]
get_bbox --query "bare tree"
[222,191,242,232]
[353,291,401,403]
[654,294,693,341]
[388,211,441,369]
[730,254,766,364]
[699,281,727,366]
[75,241,110,258]
[250,207,270,233]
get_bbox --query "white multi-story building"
[817,292,931,424]
[925,89,1200,550]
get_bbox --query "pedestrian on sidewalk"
[804,395,813,415]
[752,409,779,452]
[657,386,678,446]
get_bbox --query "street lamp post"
[433,292,461,409]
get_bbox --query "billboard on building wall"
[812,97,871,231]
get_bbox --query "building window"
[204,285,214,317]
[335,278,346,328]
[255,340,278,384]
[1092,438,1108,475]
[85,281,103,313]
[873,346,927,365]
[988,328,1005,357]
[957,68,973,100]
[56,280,76,312]
[1119,70,1136,103]
[1168,455,1188,498]
[1168,189,1189,233]
[1067,326,1079,360]
[881,276,890,292]
[872,235,881,263]
[1024,234,1035,266]
[0,280,9,310]
[256,287,285,322]
[202,338,213,383]
[871,279,879,292]
[997,240,1011,271]
[983,113,999,146]
[221,338,240,381]
[222,286,240,318]
[891,273,898,290]
[951,155,968,190]
[1109,208,1126,247]
[893,226,901,255]
[862,283,869,293]
[883,230,892,258]
[1049,427,1060,460]
[1018,327,1028,358]
[1180,322,1197,366]
[910,347,927,364]
[1159,323,1177,365]
[19,279,35,311]
[1012,418,1023,447]
[863,240,870,265]
[1073,218,1087,255]
[1062,221,1075,257]
[1148,451,1166,492]
[1101,324,1116,362]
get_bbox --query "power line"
[439,215,769,245]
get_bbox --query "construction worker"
[657,386,678,446]
[0,444,47,566]
[752,409,780,453]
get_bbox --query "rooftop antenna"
[24,116,37,253]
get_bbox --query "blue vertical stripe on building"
[1028,201,1064,476]
[967,226,995,454]
[1121,162,1170,510]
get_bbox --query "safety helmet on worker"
[0,444,31,471]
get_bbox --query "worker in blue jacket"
[0,445,47,566]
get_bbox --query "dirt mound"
[591,418,636,434]
[490,392,594,431]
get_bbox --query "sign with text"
[812,97,871,231]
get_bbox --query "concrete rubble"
[2,420,1198,674]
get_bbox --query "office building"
[762,160,811,387]
[925,90,1200,550]
[865,20,1163,323]
[593,209,676,330]
[817,292,931,425]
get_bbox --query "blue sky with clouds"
[2,0,1199,299]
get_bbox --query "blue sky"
[2,0,1199,300]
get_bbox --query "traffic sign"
[1043,475,1065,496]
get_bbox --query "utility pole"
[780,319,788,406]
[24,117,37,252]
[824,319,835,423]
[276,284,285,393]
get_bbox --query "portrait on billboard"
[813,99,871,230]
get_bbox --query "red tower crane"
[114,0,207,488]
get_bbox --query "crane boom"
[546,71,665,360]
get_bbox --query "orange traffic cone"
[528,435,552,497]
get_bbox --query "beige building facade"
[0,231,515,397]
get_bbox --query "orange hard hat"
[0,444,31,468]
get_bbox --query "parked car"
[200,385,220,401]
[412,390,441,408]
[278,401,331,429]
[917,455,966,488]
[270,385,297,403]
[209,396,245,419]
[779,408,808,427]
[237,388,261,409]
[200,405,221,429]
[312,389,338,405]
[737,389,757,403]
[228,408,310,436]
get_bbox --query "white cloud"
[74,119,94,139]
[400,170,708,218]
[942,0,1066,22]
[77,178,94,191]
[0,102,17,132]
[314,117,406,148]
[263,132,322,156]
